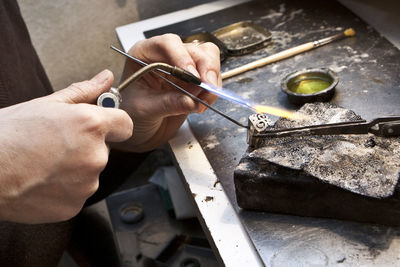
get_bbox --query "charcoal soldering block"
[234,155,400,226]
[234,103,400,226]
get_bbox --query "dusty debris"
[337,257,346,263]
[205,196,214,202]
[249,103,400,198]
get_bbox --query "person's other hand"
[114,34,221,152]
[0,70,133,223]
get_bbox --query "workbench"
[117,0,400,265]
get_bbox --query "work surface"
[145,0,400,265]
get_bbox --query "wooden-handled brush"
[221,28,356,80]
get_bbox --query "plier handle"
[254,116,400,138]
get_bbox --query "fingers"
[125,87,198,118]
[131,34,200,77]
[132,34,221,81]
[122,34,222,120]
[49,69,114,104]
[184,42,222,112]
[98,107,133,142]
[132,35,222,113]
[197,89,219,113]
[158,93,197,117]
[46,69,132,142]
[184,42,221,84]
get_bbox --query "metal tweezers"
[254,116,400,138]
[110,46,249,128]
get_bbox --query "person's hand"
[113,34,222,152]
[0,70,133,224]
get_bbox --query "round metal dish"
[281,68,339,105]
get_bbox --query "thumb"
[49,70,114,104]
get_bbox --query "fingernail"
[206,71,218,86]
[91,70,110,84]
[187,65,200,77]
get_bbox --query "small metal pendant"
[247,113,273,148]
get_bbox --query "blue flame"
[199,82,256,111]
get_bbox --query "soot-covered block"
[234,103,400,226]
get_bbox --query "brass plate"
[212,20,271,55]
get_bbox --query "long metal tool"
[106,46,249,128]
[254,116,400,138]
[110,46,255,109]
[109,46,301,120]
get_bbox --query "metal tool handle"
[373,121,400,137]
[96,62,200,109]
[99,46,249,128]
[97,87,121,108]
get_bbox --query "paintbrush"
[221,28,356,80]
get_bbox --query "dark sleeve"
[0,0,53,107]
[0,0,147,204]
[85,150,150,206]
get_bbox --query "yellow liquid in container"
[289,78,331,94]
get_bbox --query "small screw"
[119,203,144,224]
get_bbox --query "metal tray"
[182,32,228,62]
[212,20,271,55]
